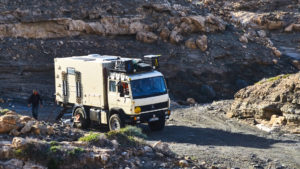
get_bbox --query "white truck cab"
[54,54,170,131]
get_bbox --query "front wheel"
[73,108,89,129]
[109,114,124,131]
[149,118,165,131]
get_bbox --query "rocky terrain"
[229,72,300,134]
[0,0,299,103]
[1,98,299,169]
[0,109,200,169]
[0,0,300,168]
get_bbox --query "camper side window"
[109,81,116,92]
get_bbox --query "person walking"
[28,90,43,120]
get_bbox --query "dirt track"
[1,100,300,169]
[146,101,300,169]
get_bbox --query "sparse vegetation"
[0,108,9,115]
[106,126,146,147]
[78,132,101,142]
[13,149,23,157]
[118,126,147,139]
[50,141,58,146]
[256,74,291,85]
[50,145,61,153]
[67,147,84,157]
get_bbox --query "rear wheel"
[149,118,165,131]
[109,114,124,131]
[73,108,89,129]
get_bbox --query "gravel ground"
[1,100,299,169]
[145,101,300,169]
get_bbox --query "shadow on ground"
[143,125,296,149]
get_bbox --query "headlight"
[134,107,141,114]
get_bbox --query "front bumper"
[125,109,170,124]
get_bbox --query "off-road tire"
[149,118,165,131]
[109,114,124,131]
[73,108,89,129]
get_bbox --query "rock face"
[229,73,300,132]
[0,0,299,103]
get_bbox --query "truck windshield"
[130,76,167,99]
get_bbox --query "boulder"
[9,129,20,136]
[12,137,27,149]
[196,35,208,51]
[159,27,170,41]
[152,141,173,156]
[273,48,282,57]
[20,121,35,134]
[185,38,197,49]
[186,98,196,105]
[182,14,226,33]
[179,160,189,167]
[239,35,248,43]
[47,126,54,135]
[269,115,286,126]
[292,60,300,70]
[257,30,267,37]
[19,116,34,123]
[136,31,158,43]
[169,31,183,44]
[0,114,20,133]
[143,146,153,153]
[267,21,283,30]
[187,16,206,32]
[284,24,294,32]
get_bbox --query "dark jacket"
[28,94,43,106]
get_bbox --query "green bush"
[50,145,61,153]
[106,126,146,147]
[0,109,10,115]
[119,126,147,139]
[14,149,24,157]
[50,141,58,147]
[78,132,101,142]
[67,147,84,157]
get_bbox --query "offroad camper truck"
[54,54,170,131]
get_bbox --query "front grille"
[140,101,168,112]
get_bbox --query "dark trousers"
[32,105,39,120]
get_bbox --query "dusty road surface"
[145,101,300,169]
[1,100,299,169]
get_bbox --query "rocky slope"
[228,72,300,133]
[0,109,200,169]
[0,0,299,103]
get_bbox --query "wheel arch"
[72,104,88,119]
[109,107,126,119]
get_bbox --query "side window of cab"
[117,82,129,97]
[109,80,116,92]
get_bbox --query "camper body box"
[54,55,117,108]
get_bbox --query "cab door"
[117,81,132,114]
[108,80,132,114]
[107,80,118,109]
